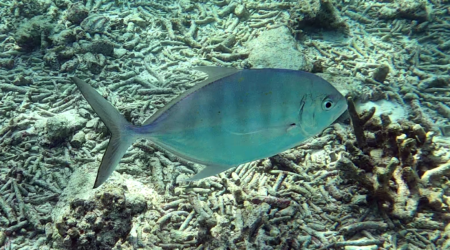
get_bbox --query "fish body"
[72,67,347,188]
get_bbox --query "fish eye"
[322,99,334,111]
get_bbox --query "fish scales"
[72,67,347,188]
[147,69,342,166]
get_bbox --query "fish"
[71,67,348,188]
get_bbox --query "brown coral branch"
[373,157,399,196]
[336,156,372,188]
[346,96,376,149]
[391,166,419,219]
[337,155,421,220]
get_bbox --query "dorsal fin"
[142,67,241,126]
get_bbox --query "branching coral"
[1,0,450,249]
[338,108,449,223]
[346,96,376,150]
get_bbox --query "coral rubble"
[0,0,449,249]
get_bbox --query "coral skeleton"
[0,0,449,249]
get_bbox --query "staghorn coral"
[337,109,450,223]
[1,0,450,249]
[346,96,376,150]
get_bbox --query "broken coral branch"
[346,95,376,149]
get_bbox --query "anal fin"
[185,164,235,181]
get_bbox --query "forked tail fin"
[71,77,137,188]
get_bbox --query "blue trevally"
[71,67,347,188]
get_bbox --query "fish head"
[298,77,347,135]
